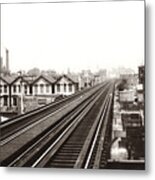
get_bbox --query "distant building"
[119,89,137,103]
[80,70,94,88]
[137,65,145,106]
[120,74,138,89]
[138,65,145,86]
[94,69,107,85]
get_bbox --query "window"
[24,85,27,94]
[13,85,16,93]
[29,86,33,95]
[4,85,7,93]
[40,84,44,94]
[34,85,38,94]
[69,84,72,92]
[13,97,17,106]
[18,85,21,93]
[46,84,49,93]
[64,84,66,92]
[4,96,8,106]
[57,84,60,92]
[52,84,55,94]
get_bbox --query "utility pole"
[18,71,24,114]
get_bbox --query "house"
[0,75,35,113]
[54,74,78,96]
[0,76,10,109]
[32,75,55,96]
[30,75,56,106]
[0,72,93,115]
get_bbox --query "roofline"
[10,76,29,85]
[55,74,78,84]
[0,76,10,85]
[31,75,56,85]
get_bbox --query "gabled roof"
[0,76,9,84]
[55,74,78,84]
[43,75,56,84]
[0,74,18,84]
[67,74,79,83]
[11,76,30,85]
[32,75,56,85]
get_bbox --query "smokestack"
[6,48,9,73]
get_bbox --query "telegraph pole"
[18,71,24,114]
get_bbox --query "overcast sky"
[1,0,144,73]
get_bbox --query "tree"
[27,68,40,76]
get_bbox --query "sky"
[1,0,144,73]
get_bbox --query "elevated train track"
[0,81,115,168]
[1,84,103,140]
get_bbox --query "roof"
[55,74,78,84]
[11,76,31,85]
[23,76,38,84]
[32,74,56,84]
[0,74,57,85]
[0,74,18,84]
[66,74,79,83]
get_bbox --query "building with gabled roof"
[0,76,11,109]
[31,74,56,96]
[54,74,79,96]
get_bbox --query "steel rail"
[0,84,106,144]
[44,83,112,168]
[7,87,103,167]
[74,87,112,168]
[93,87,114,169]
[0,83,106,139]
[0,84,99,126]
[0,83,110,164]
[84,95,111,169]
[31,85,110,167]
[0,97,86,145]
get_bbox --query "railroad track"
[43,84,114,169]
[1,81,114,168]
[0,83,105,141]
[0,82,108,163]
[0,83,109,143]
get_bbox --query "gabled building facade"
[0,76,10,109]
[55,74,78,96]
[32,75,55,96]
[0,73,80,114]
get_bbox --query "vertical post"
[20,79,24,114]
[18,71,24,114]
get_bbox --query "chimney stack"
[6,48,9,73]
